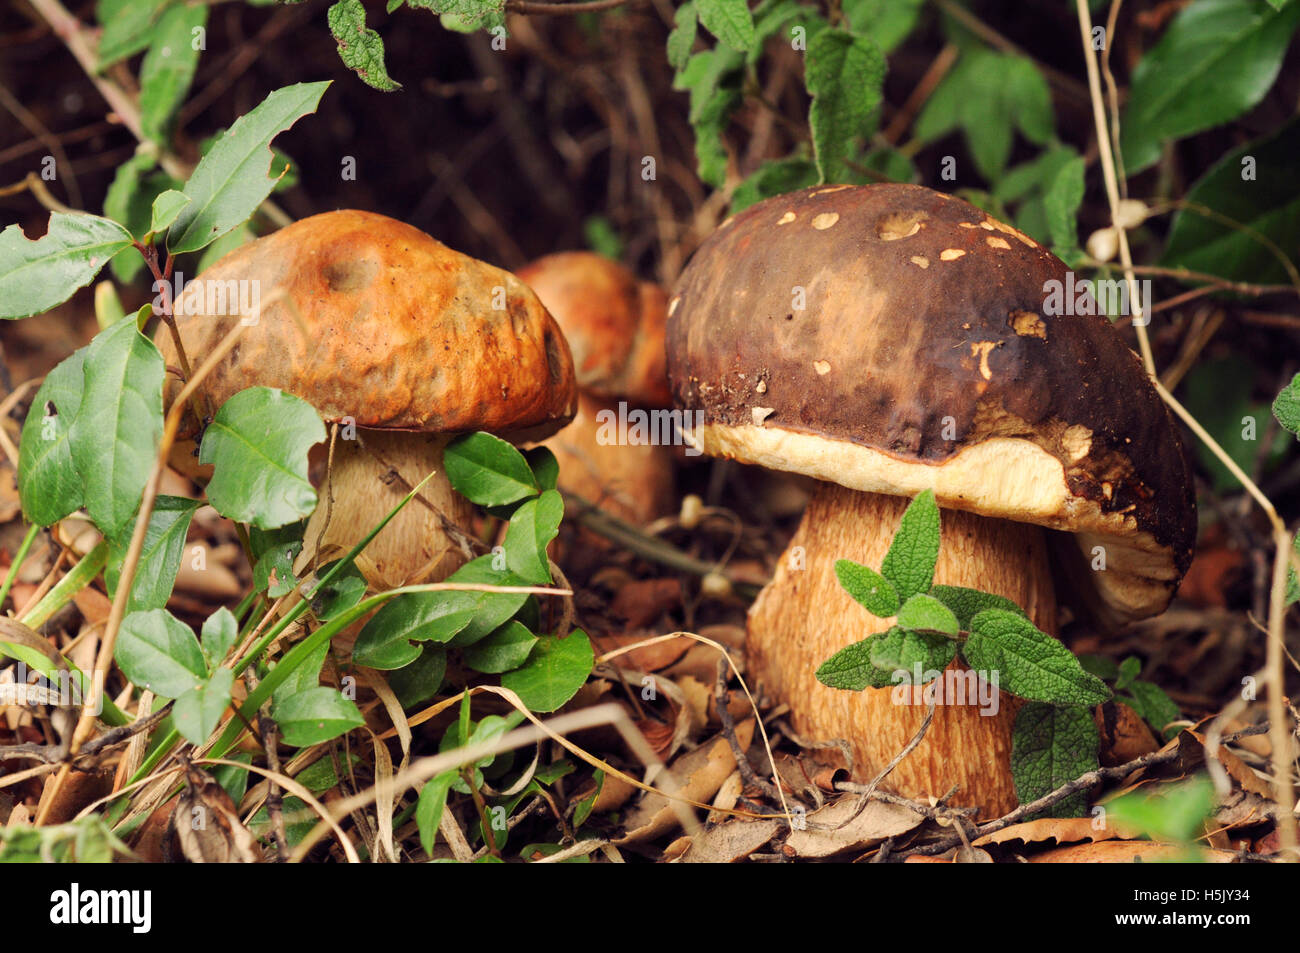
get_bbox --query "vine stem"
[1075,0,1297,858]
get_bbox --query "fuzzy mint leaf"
[1011,702,1099,817]
[730,156,820,213]
[1043,154,1084,254]
[895,593,959,636]
[1122,681,1183,739]
[834,559,899,617]
[328,0,401,91]
[1114,655,1141,692]
[867,626,956,681]
[673,48,744,187]
[927,585,1027,631]
[667,2,698,69]
[805,28,885,184]
[697,0,755,51]
[1274,373,1300,436]
[815,634,896,691]
[964,609,1111,706]
[880,489,940,602]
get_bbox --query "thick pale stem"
[747,483,1058,818]
[544,391,676,525]
[297,429,475,590]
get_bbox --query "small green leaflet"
[95,0,171,68]
[1275,373,1300,436]
[69,311,165,540]
[168,81,330,254]
[1043,155,1085,254]
[1121,681,1183,739]
[880,490,940,602]
[173,668,234,745]
[730,157,820,214]
[444,432,539,506]
[1106,776,1215,843]
[1120,0,1300,175]
[503,489,563,584]
[927,585,1027,630]
[697,0,756,52]
[834,559,899,617]
[500,630,594,712]
[406,0,506,32]
[667,2,698,70]
[895,593,960,636]
[0,214,133,320]
[17,348,86,526]
[274,687,364,747]
[815,634,896,690]
[199,387,325,530]
[963,609,1111,706]
[328,0,401,91]
[148,190,190,238]
[105,495,201,613]
[416,771,458,855]
[866,626,956,679]
[115,608,207,699]
[139,2,207,143]
[1010,702,1099,817]
[673,48,744,188]
[200,607,238,671]
[842,0,924,53]
[388,647,448,708]
[462,621,538,675]
[805,28,885,184]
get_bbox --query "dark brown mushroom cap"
[518,252,672,408]
[158,210,577,443]
[666,184,1195,626]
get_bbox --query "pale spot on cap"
[970,341,997,380]
[1008,309,1046,339]
[752,406,775,426]
[910,256,929,269]
[777,211,796,226]
[813,360,831,375]
[986,236,1011,250]
[813,185,854,195]
[940,248,966,261]
[668,295,681,316]
[812,212,840,230]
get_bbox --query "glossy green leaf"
[444,432,538,506]
[275,686,364,746]
[95,0,170,68]
[173,668,234,744]
[69,312,165,539]
[525,446,559,492]
[965,610,1111,706]
[834,559,899,617]
[147,190,190,238]
[105,495,200,612]
[1120,0,1300,175]
[500,630,594,712]
[416,771,458,855]
[388,646,448,708]
[0,214,133,319]
[200,606,238,671]
[1011,702,1099,817]
[115,608,207,698]
[503,489,562,584]
[806,28,885,183]
[199,387,324,529]
[139,2,207,142]
[17,349,86,526]
[328,0,401,91]
[880,490,940,602]
[168,81,330,254]
[462,621,538,674]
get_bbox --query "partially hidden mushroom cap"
[518,251,672,408]
[159,210,578,443]
[666,184,1195,627]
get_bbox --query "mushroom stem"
[747,482,1058,818]
[297,429,476,591]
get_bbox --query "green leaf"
[500,630,594,712]
[147,190,190,238]
[927,585,1027,630]
[673,48,744,187]
[272,639,328,707]
[200,606,238,671]
[1161,118,1300,284]
[95,0,171,68]
[105,495,200,612]
[1043,155,1084,253]
[1120,0,1300,175]
[1011,702,1100,817]
[1077,653,1119,682]
[880,490,940,602]
[69,311,164,539]
[667,2,698,69]
[0,213,134,320]
[1180,356,1289,491]
[274,687,364,747]
[842,0,924,52]
[199,387,325,529]
[116,608,207,698]
[253,541,300,598]
[168,81,330,254]
[17,349,86,526]
[416,771,458,855]
[805,28,885,184]
[895,593,960,636]
[1286,533,1300,607]
[525,446,559,492]
[964,610,1111,706]
[730,156,820,213]
[104,157,178,283]
[1276,373,1300,436]
[914,50,1053,181]
[388,646,448,708]
[139,2,207,143]
[173,668,234,744]
[444,432,538,506]
[503,489,563,584]
[1114,655,1141,692]
[867,625,957,678]
[1106,776,1215,843]
[462,621,538,674]
[1122,681,1183,739]
[834,559,899,617]
[328,0,401,91]
[309,561,367,621]
[406,0,506,32]
[815,634,896,690]
[697,0,755,51]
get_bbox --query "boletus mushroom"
[666,184,1195,817]
[158,210,577,590]
[518,251,675,525]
